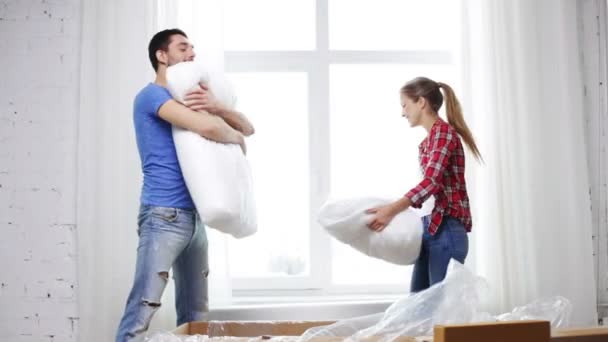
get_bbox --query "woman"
[366,77,482,292]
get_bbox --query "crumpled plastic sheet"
[146,260,572,342]
[298,260,571,341]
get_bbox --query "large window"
[211,0,461,293]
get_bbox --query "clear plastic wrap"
[495,296,572,327]
[146,261,572,341]
[299,260,571,341]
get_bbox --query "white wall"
[0,0,80,341]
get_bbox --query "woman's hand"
[366,204,398,232]
[366,197,413,232]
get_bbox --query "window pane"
[329,0,460,51]
[222,0,315,51]
[225,73,310,278]
[329,64,457,284]
[332,244,412,285]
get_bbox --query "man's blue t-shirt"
[133,83,194,209]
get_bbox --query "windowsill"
[209,294,402,321]
[228,293,402,306]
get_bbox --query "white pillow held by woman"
[318,197,422,265]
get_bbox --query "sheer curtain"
[154,0,234,319]
[77,0,231,340]
[460,0,598,326]
[77,0,158,340]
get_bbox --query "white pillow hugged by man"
[166,61,257,239]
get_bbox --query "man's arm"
[158,99,246,151]
[184,85,255,136]
[214,107,255,137]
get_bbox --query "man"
[116,28,254,342]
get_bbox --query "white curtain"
[461,0,598,326]
[77,1,231,341]
[156,0,234,313]
[77,1,158,340]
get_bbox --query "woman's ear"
[417,97,427,110]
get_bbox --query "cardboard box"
[172,320,428,341]
[173,320,332,337]
[173,320,556,341]
[551,326,608,342]
[434,320,550,342]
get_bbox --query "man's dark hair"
[148,29,188,71]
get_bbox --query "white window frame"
[225,0,455,294]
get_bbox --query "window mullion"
[308,0,332,290]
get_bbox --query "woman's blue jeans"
[410,215,469,293]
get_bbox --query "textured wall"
[0,0,80,341]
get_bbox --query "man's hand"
[158,100,245,146]
[183,82,255,137]
[237,134,247,155]
[184,83,224,114]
